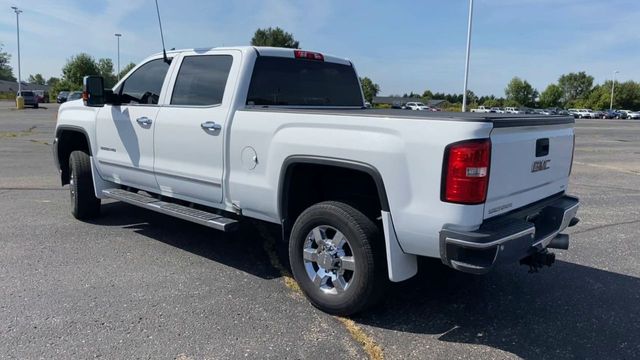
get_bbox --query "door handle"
[201,121,222,131]
[136,117,153,126]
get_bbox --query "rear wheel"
[69,151,101,220]
[288,201,385,315]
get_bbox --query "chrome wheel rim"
[69,165,77,204]
[303,225,355,295]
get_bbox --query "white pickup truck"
[53,46,579,315]
[470,105,495,113]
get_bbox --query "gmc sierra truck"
[53,46,580,315]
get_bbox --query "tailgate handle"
[536,138,549,157]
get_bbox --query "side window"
[171,55,233,106]
[118,59,170,105]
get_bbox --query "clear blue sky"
[0,0,637,96]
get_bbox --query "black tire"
[34,103,39,109]
[69,151,101,220]
[288,201,385,315]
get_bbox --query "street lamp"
[461,0,474,112]
[610,70,619,111]
[115,33,122,81]
[11,6,22,94]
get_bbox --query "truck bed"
[240,107,575,128]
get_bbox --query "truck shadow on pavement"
[94,201,281,281]
[355,259,640,359]
[92,201,639,359]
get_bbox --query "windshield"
[247,56,363,107]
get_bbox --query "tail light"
[294,50,324,61]
[442,139,491,204]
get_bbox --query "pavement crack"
[0,125,37,138]
[336,317,384,360]
[572,182,640,193]
[0,187,64,191]
[256,221,384,360]
[574,161,639,175]
[572,218,640,235]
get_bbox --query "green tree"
[539,84,563,108]
[558,71,594,105]
[0,44,15,81]
[61,53,100,87]
[118,62,136,80]
[359,77,380,103]
[51,79,81,100]
[465,90,478,104]
[482,98,500,107]
[504,99,520,107]
[251,27,300,48]
[47,76,60,87]
[584,84,610,110]
[28,73,46,85]
[422,90,433,99]
[505,77,538,107]
[97,58,117,88]
[612,80,640,110]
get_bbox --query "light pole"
[610,70,619,111]
[115,33,122,81]
[461,0,474,112]
[11,6,22,94]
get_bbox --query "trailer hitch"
[520,250,556,273]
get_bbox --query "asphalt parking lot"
[1,102,639,359]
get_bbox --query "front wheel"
[69,151,101,220]
[288,201,385,315]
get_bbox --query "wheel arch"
[277,155,390,240]
[55,125,92,185]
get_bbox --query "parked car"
[53,46,580,315]
[505,107,525,114]
[17,90,39,108]
[57,91,69,103]
[391,101,404,109]
[470,106,494,113]
[33,90,50,103]
[490,107,505,113]
[600,110,617,119]
[67,91,83,101]
[627,111,640,120]
[575,109,593,119]
[405,102,429,111]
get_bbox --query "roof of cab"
[151,46,352,65]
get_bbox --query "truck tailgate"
[484,123,574,219]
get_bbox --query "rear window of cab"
[246,56,363,107]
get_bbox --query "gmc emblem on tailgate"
[531,159,551,172]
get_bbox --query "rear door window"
[171,55,233,106]
[246,56,363,107]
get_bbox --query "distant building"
[372,96,447,108]
[0,80,50,93]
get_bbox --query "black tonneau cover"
[240,107,575,128]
